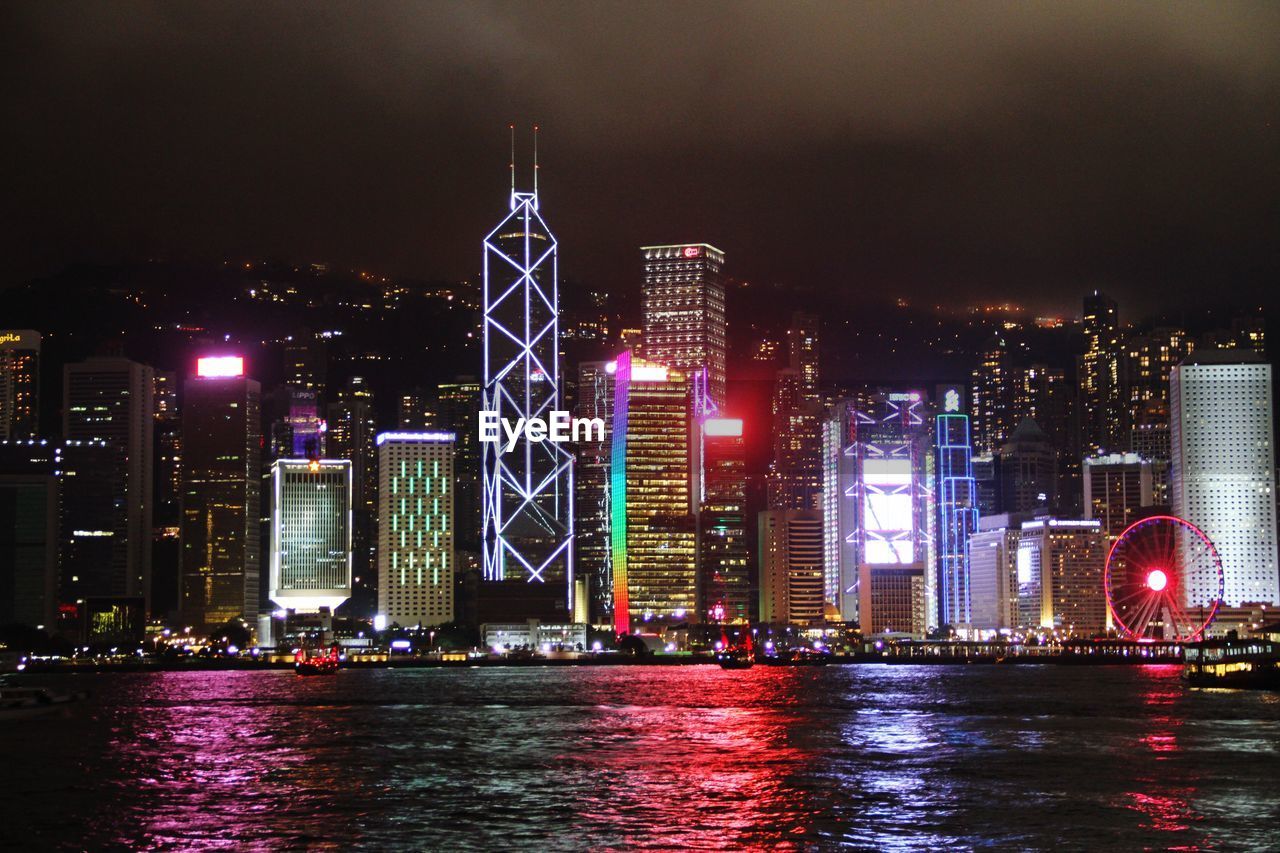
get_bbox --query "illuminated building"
[1015,363,1075,513]
[0,329,41,440]
[270,459,352,614]
[435,377,482,551]
[1123,326,1192,447]
[640,243,727,408]
[968,514,1024,633]
[283,334,327,397]
[768,368,823,511]
[970,334,1013,455]
[997,418,1057,514]
[180,356,261,630]
[64,354,154,613]
[287,389,324,458]
[482,164,574,609]
[574,360,614,624]
[700,417,750,623]
[377,432,455,627]
[787,311,820,405]
[326,376,377,614]
[1080,290,1124,454]
[610,353,696,633]
[825,391,936,634]
[1082,454,1158,539]
[758,509,824,625]
[152,371,182,619]
[397,388,439,430]
[1016,518,1107,636]
[1171,351,1279,605]
[936,386,978,628]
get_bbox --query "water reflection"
[1,665,1277,850]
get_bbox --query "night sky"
[4,2,1279,316]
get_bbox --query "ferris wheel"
[1104,515,1223,642]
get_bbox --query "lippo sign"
[479,411,604,453]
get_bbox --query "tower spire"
[533,123,539,196]
[508,123,516,197]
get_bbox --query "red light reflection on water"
[565,667,820,848]
[1124,666,1202,843]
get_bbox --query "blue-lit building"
[936,384,978,630]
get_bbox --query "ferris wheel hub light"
[1146,569,1168,592]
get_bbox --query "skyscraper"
[700,417,750,624]
[1080,290,1124,455]
[270,459,352,615]
[998,418,1057,514]
[970,334,1013,455]
[180,356,261,631]
[968,515,1024,634]
[0,461,56,629]
[376,432,455,627]
[0,330,41,440]
[787,311,820,405]
[1082,453,1158,539]
[825,391,936,634]
[574,360,614,624]
[326,376,377,614]
[768,368,824,511]
[482,172,574,608]
[937,387,978,628]
[758,508,824,625]
[610,353,696,633]
[640,243,727,408]
[436,376,482,550]
[64,354,154,612]
[1171,351,1279,605]
[1016,518,1108,637]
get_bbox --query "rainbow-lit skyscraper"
[481,144,574,610]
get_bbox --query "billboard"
[863,458,915,564]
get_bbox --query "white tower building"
[1171,351,1278,605]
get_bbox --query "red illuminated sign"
[682,246,701,258]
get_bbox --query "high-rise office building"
[482,175,574,610]
[937,387,978,628]
[1080,290,1124,455]
[269,459,352,615]
[0,463,56,629]
[758,509,824,625]
[64,355,154,612]
[968,514,1024,634]
[1171,352,1279,605]
[1082,453,1158,539]
[327,376,377,614]
[700,417,750,624]
[787,311,820,405]
[970,334,1014,455]
[824,391,936,634]
[998,418,1057,514]
[377,433,455,627]
[768,368,824,511]
[610,353,696,633]
[397,388,439,431]
[1123,326,1193,449]
[180,356,261,631]
[574,361,614,624]
[1,440,127,624]
[435,377,482,550]
[640,243,727,408]
[0,330,41,440]
[1016,518,1108,637]
[283,334,327,398]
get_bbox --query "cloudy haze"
[4,1,1278,315]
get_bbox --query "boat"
[295,644,341,676]
[715,650,754,670]
[1183,638,1280,689]
[0,679,89,719]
